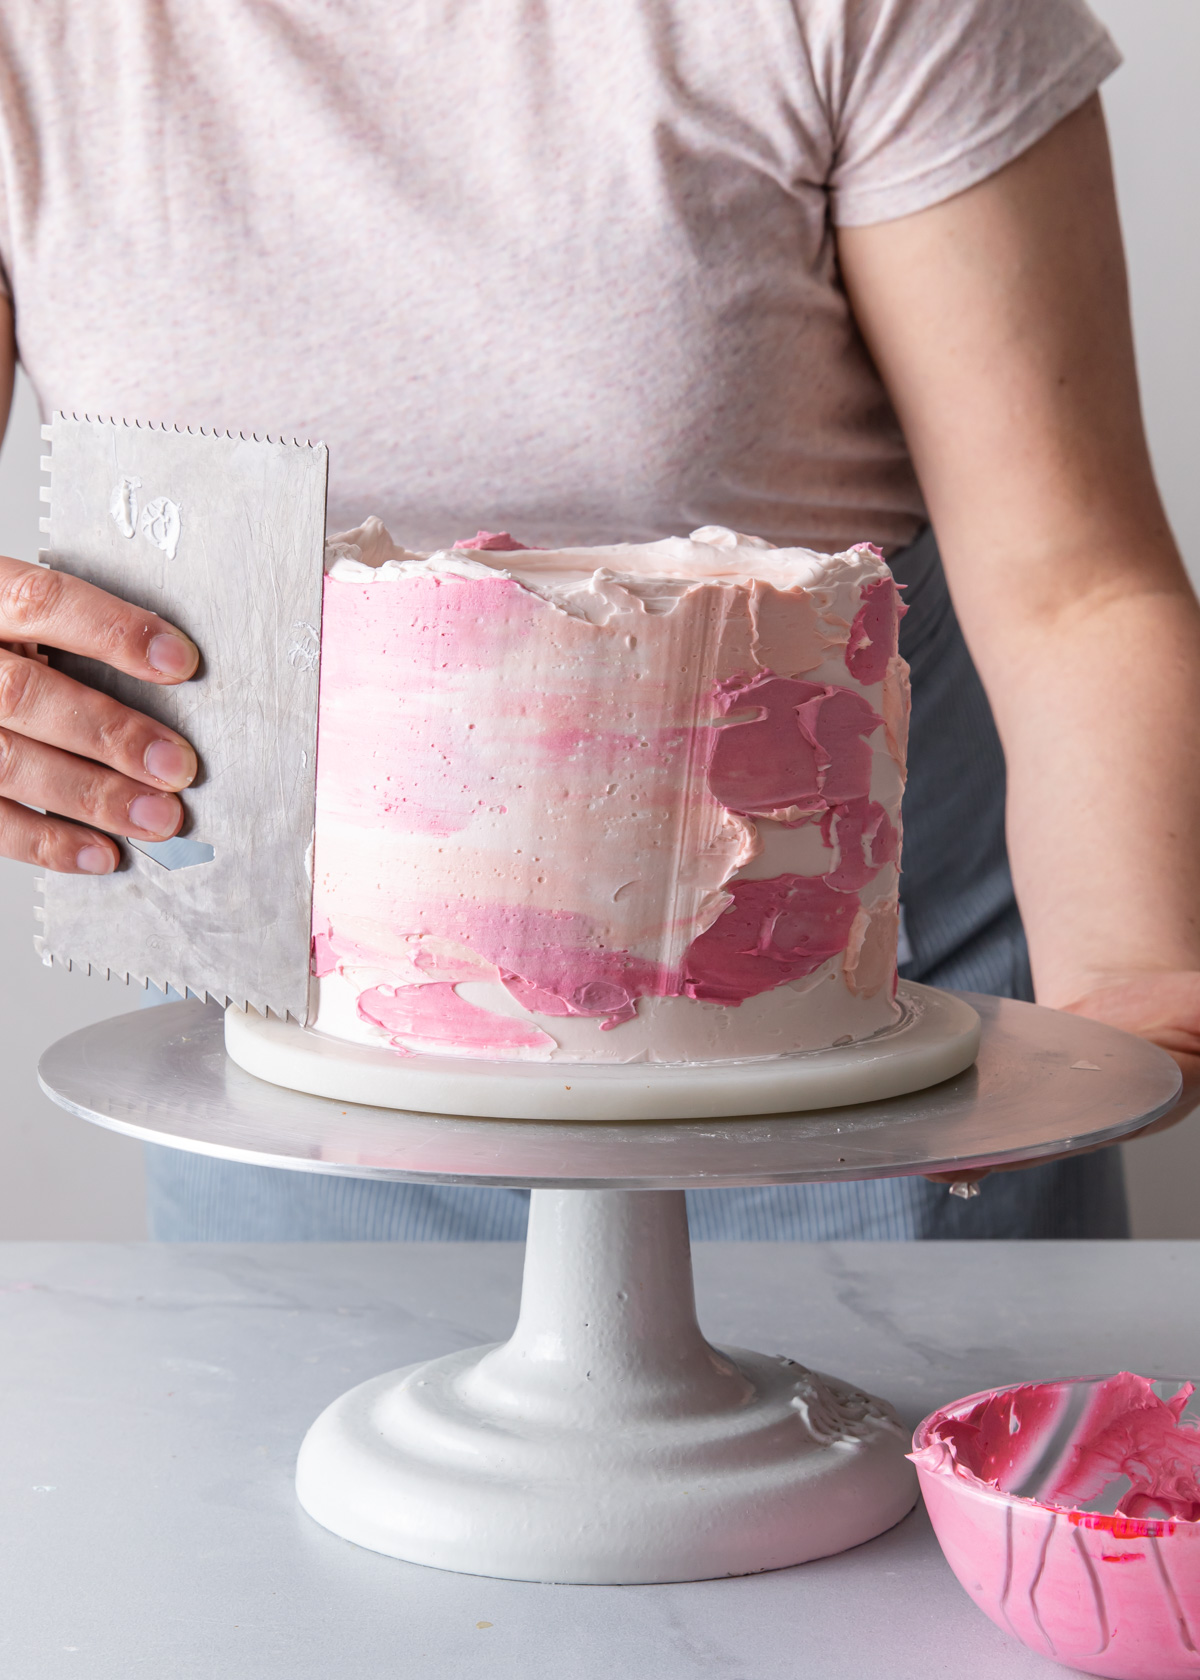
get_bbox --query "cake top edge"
[324,517,891,593]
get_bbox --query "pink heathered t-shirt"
[0,0,1118,552]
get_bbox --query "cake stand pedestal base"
[296,1186,916,1583]
[38,998,1182,1586]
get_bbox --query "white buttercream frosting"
[326,519,890,618]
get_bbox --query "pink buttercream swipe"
[312,928,339,978]
[824,798,898,893]
[843,900,897,999]
[746,582,833,677]
[317,570,537,838]
[682,874,860,1002]
[422,902,665,1022]
[881,654,910,770]
[452,531,531,551]
[358,982,556,1057]
[502,974,639,1030]
[707,674,883,820]
[845,570,905,685]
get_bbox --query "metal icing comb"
[35,414,328,1020]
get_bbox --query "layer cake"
[308,522,908,1065]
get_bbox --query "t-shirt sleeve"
[819,0,1122,226]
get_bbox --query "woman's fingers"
[0,728,183,854]
[0,646,196,790]
[0,797,120,874]
[0,557,198,683]
[0,558,201,874]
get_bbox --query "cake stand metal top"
[38,995,1181,1189]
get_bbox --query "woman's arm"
[0,296,201,874]
[838,93,1200,1105]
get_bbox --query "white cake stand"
[38,993,1180,1586]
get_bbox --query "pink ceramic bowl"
[913,1376,1200,1680]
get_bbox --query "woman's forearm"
[970,557,1200,1005]
[839,95,1200,1006]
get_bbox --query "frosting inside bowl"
[913,1373,1200,1523]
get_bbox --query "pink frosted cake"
[308,522,909,1065]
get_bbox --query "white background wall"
[0,0,1197,1239]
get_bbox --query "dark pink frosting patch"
[707,674,883,817]
[681,873,861,1003]
[845,575,904,686]
[452,531,530,551]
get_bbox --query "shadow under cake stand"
[38,989,1180,1586]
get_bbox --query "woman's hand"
[925,974,1200,1189]
[1059,972,1200,1111]
[0,553,199,874]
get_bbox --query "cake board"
[226,980,982,1120]
[38,993,1181,1586]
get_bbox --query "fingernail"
[129,792,180,837]
[144,738,196,787]
[76,844,115,875]
[146,632,198,678]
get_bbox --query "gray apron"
[144,526,1128,1239]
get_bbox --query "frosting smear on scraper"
[310,522,907,1063]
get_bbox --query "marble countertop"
[0,1238,1193,1679]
